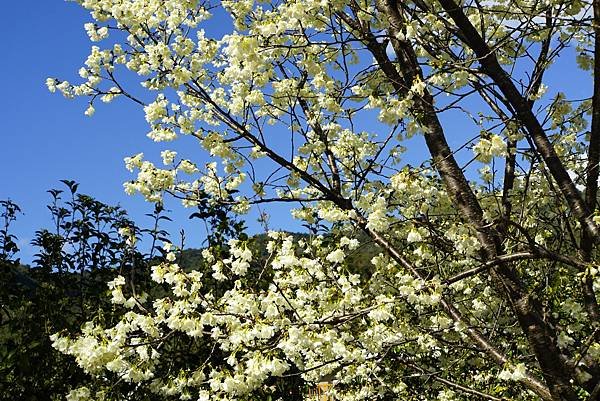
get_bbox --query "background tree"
[48,0,600,400]
[0,183,153,399]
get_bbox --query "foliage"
[46,1,600,400]
[0,183,145,399]
[0,184,305,400]
[0,200,21,263]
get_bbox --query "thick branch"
[436,0,598,244]
[444,251,588,285]
[580,0,600,323]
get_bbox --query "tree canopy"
[45,0,600,400]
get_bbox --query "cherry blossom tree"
[48,0,600,400]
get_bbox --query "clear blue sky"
[0,2,590,263]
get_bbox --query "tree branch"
[436,0,599,244]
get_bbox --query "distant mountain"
[178,231,381,276]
